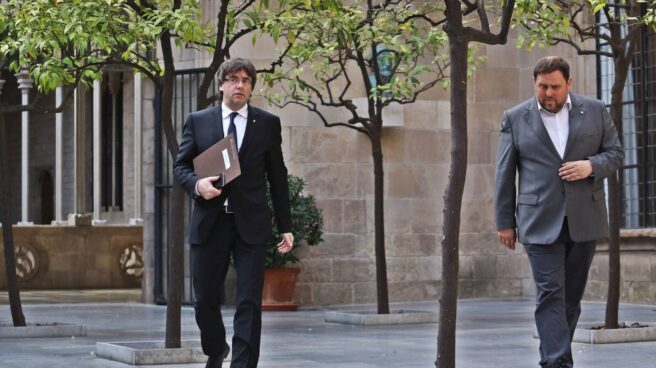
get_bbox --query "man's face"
[534,70,572,113]
[220,69,253,110]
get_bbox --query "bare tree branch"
[476,0,490,33]
[234,0,256,16]
[465,0,515,44]
[551,36,614,57]
[269,100,369,134]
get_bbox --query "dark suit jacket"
[173,105,292,245]
[495,93,623,244]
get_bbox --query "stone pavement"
[0,291,655,367]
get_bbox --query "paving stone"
[0,292,655,367]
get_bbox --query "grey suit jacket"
[494,93,623,244]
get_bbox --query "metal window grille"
[154,68,216,304]
[598,12,656,228]
[101,73,124,211]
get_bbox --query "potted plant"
[263,174,323,310]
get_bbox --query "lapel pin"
[252,119,256,124]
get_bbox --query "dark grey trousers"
[524,220,596,368]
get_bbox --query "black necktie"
[226,112,239,212]
[228,112,239,151]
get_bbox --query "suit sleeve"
[587,102,624,183]
[173,114,200,196]
[266,116,292,233]
[494,111,518,230]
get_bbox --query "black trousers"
[524,219,596,368]
[191,211,266,368]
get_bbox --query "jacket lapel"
[210,106,224,142]
[239,105,258,160]
[524,100,561,160]
[563,95,584,160]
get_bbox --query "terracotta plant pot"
[262,267,300,311]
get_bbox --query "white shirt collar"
[537,94,572,114]
[221,103,248,119]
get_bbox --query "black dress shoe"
[205,343,230,368]
[221,342,230,360]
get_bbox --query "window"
[598,19,656,228]
[101,72,124,211]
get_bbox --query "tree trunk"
[437,36,468,368]
[165,184,185,348]
[160,29,184,349]
[0,112,26,327]
[605,173,621,329]
[370,130,389,314]
[604,58,628,329]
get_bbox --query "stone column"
[141,78,156,303]
[129,73,143,225]
[53,86,65,224]
[16,69,33,225]
[92,79,105,225]
[69,85,92,226]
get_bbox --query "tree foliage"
[261,0,450,130]
[2,0,211,92]
[514,0,656,53]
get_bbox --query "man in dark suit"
[174,58,293,368]
[495,56,623,368]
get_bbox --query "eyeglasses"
[224,76,253,86]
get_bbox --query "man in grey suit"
[494,56,623,368]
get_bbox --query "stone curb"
[325,310,438,326]
[532,322,656,344]
[574,322,656,344]
[0,323,86,338]
[96,340,230,365]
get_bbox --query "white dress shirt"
[537,94,572,159]
[221,102,248,150]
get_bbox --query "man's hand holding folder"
[197,174,224,200]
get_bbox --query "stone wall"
[584,232,656,304]
[514,232,656,305]
[0,225,143,289]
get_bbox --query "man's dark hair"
[533,56,570,81]
[216,57,257,92]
